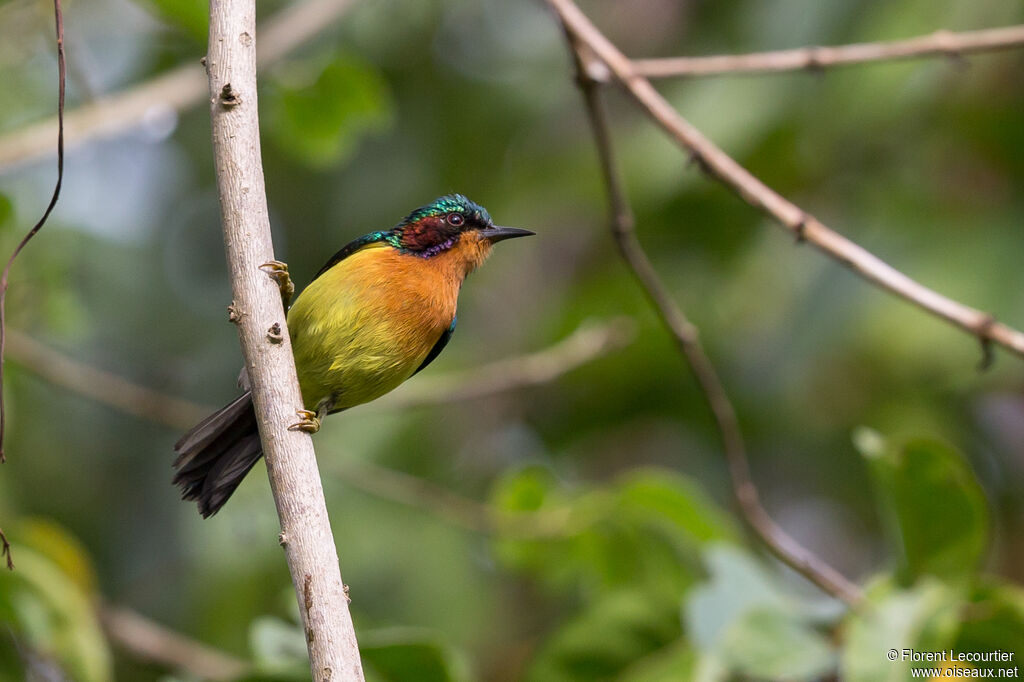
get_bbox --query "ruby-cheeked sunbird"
[173,195,533,517]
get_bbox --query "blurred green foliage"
[0,521,111,682]
[265,53,393,168]
[0,0,1022,679]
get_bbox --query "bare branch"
[0,0,65,464]
[382,317,633,408]
[634,24,1024,79]
[4,320,629,432]
[206,0,362,676]
[4,320,627,543]
[0,0,356,169]
[329,461,576,539]
[0,527,12,570]
[561,30,863,606]
[546,0,1024,364]
[5,329,209,429]
[99,603,249,681]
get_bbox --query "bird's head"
[391,195,533,273]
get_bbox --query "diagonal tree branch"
[560,28,862,606]
[5,329,210,429]
[3,319,630,431]
[206,0,362,676]
[99,603,249,681]
[381,317,633,409]
[546,0,1024,366]
[0,0,356,169]
[633,24,1024,78]
[329,460,577,539]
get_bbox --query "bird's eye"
[446,213,465,227]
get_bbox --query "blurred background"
[0,0,1023,679]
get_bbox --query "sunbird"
[173,195,533,517]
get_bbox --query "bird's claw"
[289,409,321,434]
[260,260,295,309]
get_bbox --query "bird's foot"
[288,409,321,434]
[260,260,295,309]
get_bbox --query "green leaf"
[616,469,739,546]
[620,642,699,682]
[618,641,731,682]
[266,53,392,168]
[684,545,840,680]
[683,544,789,649]
[0,536,112,682]
[854,429,988,583]
[952,579,1024,671]
[17,519,98,595]
[492,468,730,596]
[492,465,562,514]
[526,589,681,682]
[249,620,466,681]
[841,577,962,682]
[360,627,467,682]
[718,608,834,681]
[249,616,309,679]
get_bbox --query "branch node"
[579,60,611,86]
[343,583,351,603]
[687,150,711,175]
[975,314,996,371]
[0,527,12,570]
[267,322,284,344]
[610,211,636,237]
[803,46,826,73]
[569,40,611,86]
[736,481,759,508]
[227,302,243,324]
[303,573,313,616]
[278,531,288,546]
[792,212,811,243]
[218,83,241,108]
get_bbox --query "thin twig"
[206,0,362,674]
[633,24,1024,79]
[560,29,863,606]
[5,329,209,429]
[98,603,249,681]
[382,317,633,408]
[3,322,625,542]
[329,461,575,539]
[546,0,1024,365]
[0,0,65,465]
[4,320,629,431]
[0,528,12,570]
[0,0,356,169]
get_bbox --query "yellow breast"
[286,236,490,411]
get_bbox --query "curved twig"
[562,29,862,606]
[99,603,249,681]
[0,0,64,462]
[633,25,1024,78]
[0,0,356,169]
[547,0,1024,364]
[4,320,630,431]
[382,317,633,408]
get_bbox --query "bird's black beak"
[485,226,535,243]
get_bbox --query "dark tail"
[173,392,263,517]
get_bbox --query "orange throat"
[430,232,494,281]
